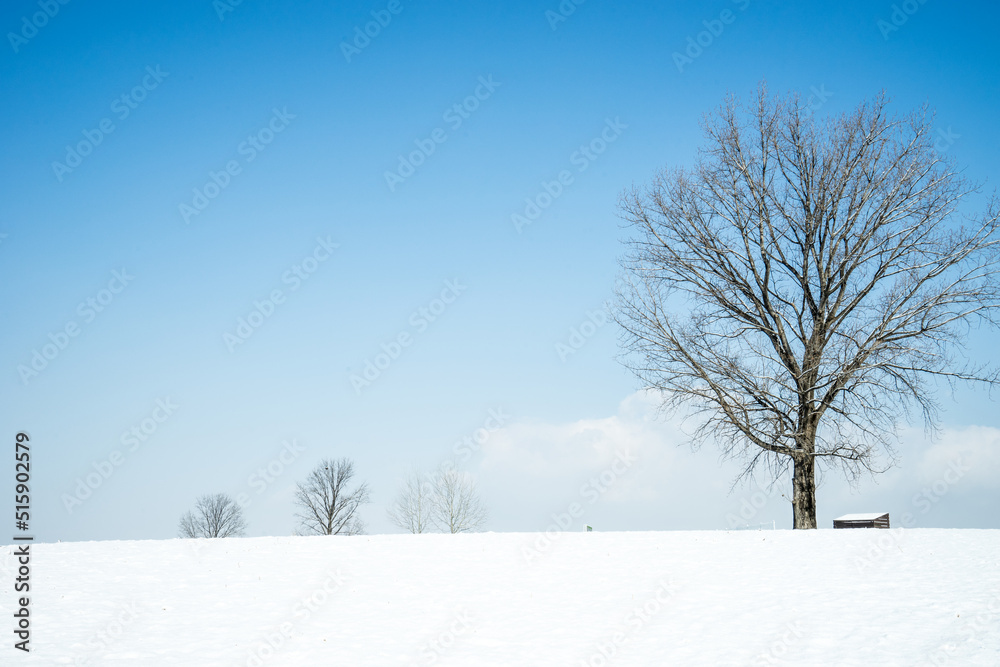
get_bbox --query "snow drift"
[2,529,998,665]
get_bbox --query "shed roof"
[834,513,889,521]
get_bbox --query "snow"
[835,513,890,521]
[2,530,999,666]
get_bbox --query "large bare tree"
[616,86,1000,528]
[294,458,371,535]
[178,493,247,538]
[386,469,433,534]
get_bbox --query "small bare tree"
[294,458,371,536]
[430,469,489,534]
[386,469,433,534]
[616,85,1000,528]
[178,493,247,538]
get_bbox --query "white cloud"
[480,391,682,476]
[475,392,749,530]
[472,392,1000,531]
[907,425,1000,487]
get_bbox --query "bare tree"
[178,493,247,538]
[386,469,433,534]
[294,458,371,535]
[616,85,1000,528]
[430,468,489,533]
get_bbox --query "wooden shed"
[833,513,890,529]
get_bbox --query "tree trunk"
[791,455,817,529]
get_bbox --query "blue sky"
[1,0,999,541]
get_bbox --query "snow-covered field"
[2,529,999,666]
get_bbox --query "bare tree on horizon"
[386,469,433,534]
[616,84,1000,528]
[178,493,247,538]
[294,457,371,536]
[430,468,489,534]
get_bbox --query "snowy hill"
[2,530,998,666]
